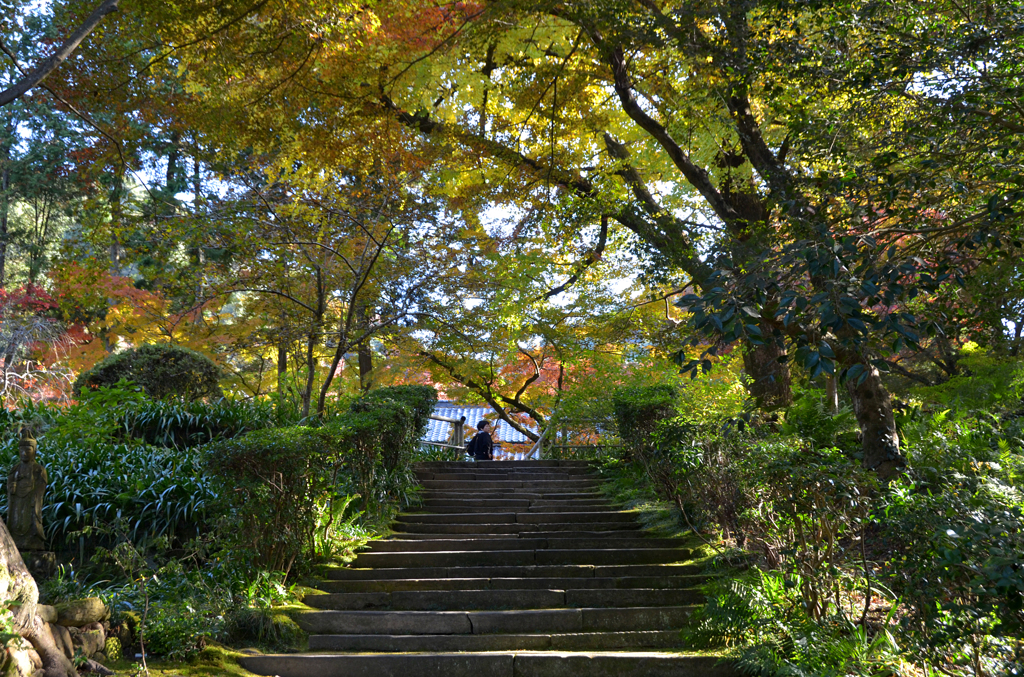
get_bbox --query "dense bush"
[0,384,285,548]
[881,475,1024,671]
[608,356,1024,676]
[686,570,902,676]
[207,385,437,571]
[206,426,338,574]
[0,437,214,545]
[74,343,223,401]
[354,384,437,435]
[612,384,677,462]
[330,385,436,515]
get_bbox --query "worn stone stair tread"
[411,473,598,477]
[240,650,736,677]
[295,605,699,635]
[351,548,692,568]
[390,530,646,540]
[308,629,685,651]
[421,491,606,500]
[397,511,638,524]
[410,505,622,514]
[394,522,642,534]
[421,496,610,503]
[365,537,691,552]
[420,500,612,509]
[261,461,736,677]
[415,460,592,468]
[304,587,703,611]
[322,563,702,581]
[317,575,709,593]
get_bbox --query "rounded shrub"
[74,343,222,401]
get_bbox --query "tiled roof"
[422,402,537,445]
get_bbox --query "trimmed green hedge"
[206,426,335,574]
[206,385,438,570]
[74,343,222,401]
[612,385,677,461]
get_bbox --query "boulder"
[73,622,105,659]
[3,637,40,676]
[36,604,57,623]
[54,598,108,627]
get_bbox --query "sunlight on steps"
[239,460,737,677]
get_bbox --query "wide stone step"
[317,575,709,593]
[241,650,737,677]
[417,472,600,482]
[412,505,618,514]
[390,530,646,540]
[397,512,637,524]
[419,480,602,491]
[394,522,641,535]
[294,605,698,635]
[350,548,690,569]
[421,499,611,509]
[308,629,685,652]
[322,563,702,581]
[414,461,593,469]
[365,537,690,552]
[304,588,703,611]
[421,492,606,501]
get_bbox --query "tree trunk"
[300,331,315,420]
[825,376,839,415]
[845,362,905,479]
[0,519,76,677]
[277,341,288,396]
[742,336,792,409]
[0,164,9,288]
[357,304,373,392]
[301,267,325,420]
[358,342,373,391]
[0,118,13,288]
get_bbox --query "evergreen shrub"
[74,343,222,401]
[353,384,437,435]
[325,385,437,515]
[206,426,337,574]
[612,384,677,461]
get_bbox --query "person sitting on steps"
[466,420,494,461]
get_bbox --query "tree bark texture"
[277,342,288,396]
[357,304,373,392]
[0,518,76,676]
[742,338,792,409]
[845,364,905,479]
[0,0,120,108]
[825,376,839,415]
[358,342,373,392]
[0,119,12,288]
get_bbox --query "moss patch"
[106,643,259,676]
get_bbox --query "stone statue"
[7,429,47,551]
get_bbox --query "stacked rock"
[38,597,112,664]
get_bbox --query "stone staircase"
[240,460,735,677]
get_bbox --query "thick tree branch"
[881,359,934,386]
[603,133,713,283]
[537,216,609,300]
[0,0,120,107]
[586,35,742,228]
[419,351,541,441]
[380,95,597,197]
